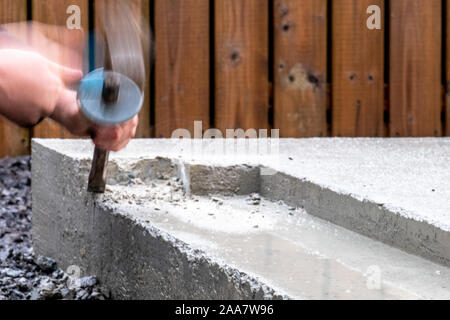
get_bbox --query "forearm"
[0,30,43,126]
[0,27,28,50]
[0,49,61,126]
[0,26,98,141]
[0,61,45,126]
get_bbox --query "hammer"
[77,0,147,193]
[86,47,119,193]
[78,61,144,193]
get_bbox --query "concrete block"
[32,138,450,299]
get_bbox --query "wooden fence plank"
[274,0,327,137]
[390,0,441,137]
[32,0,88,139]
[0,0,30,157]
[155,0,209,138]
[133,0,152,138]
[332,0,384,137]
[446,0,450,136]
[215,0,269,133]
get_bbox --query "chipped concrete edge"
[101,202,290,299]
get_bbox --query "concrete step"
[108,186,450,299]
[31,138,450,299]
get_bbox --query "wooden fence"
[0,0,449,157]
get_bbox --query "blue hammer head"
[77,68,143,126]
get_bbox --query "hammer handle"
[87,31,114,194]
[88,147,110,193]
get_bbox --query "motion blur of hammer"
[76,0,149,193]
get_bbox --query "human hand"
[53,90,139,152]
[0,23,137,152]
[0,49,82,126]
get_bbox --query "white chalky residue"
[176,160,190,197]
[168,197,276,234]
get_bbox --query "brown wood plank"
[0,0,30,157]
[215,0,269,133]
[154,0,209,138]
[0,0,27,24]
[390,0,441,137]
[274,0,327,137]
[133,0,152,138]
[32,0,88,139]
[332,0,384,137]
[446,0,450,136]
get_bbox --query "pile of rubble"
[0,156,107,300]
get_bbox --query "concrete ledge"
[32,138,450,299]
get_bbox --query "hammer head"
[77,68,143,126]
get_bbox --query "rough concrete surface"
[32,138,450,299]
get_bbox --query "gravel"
[0,156,108,300]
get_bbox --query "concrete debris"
[78,276,97,288]
[211,197,224,205]
[246,193,261,205]
[34,255,56,273]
